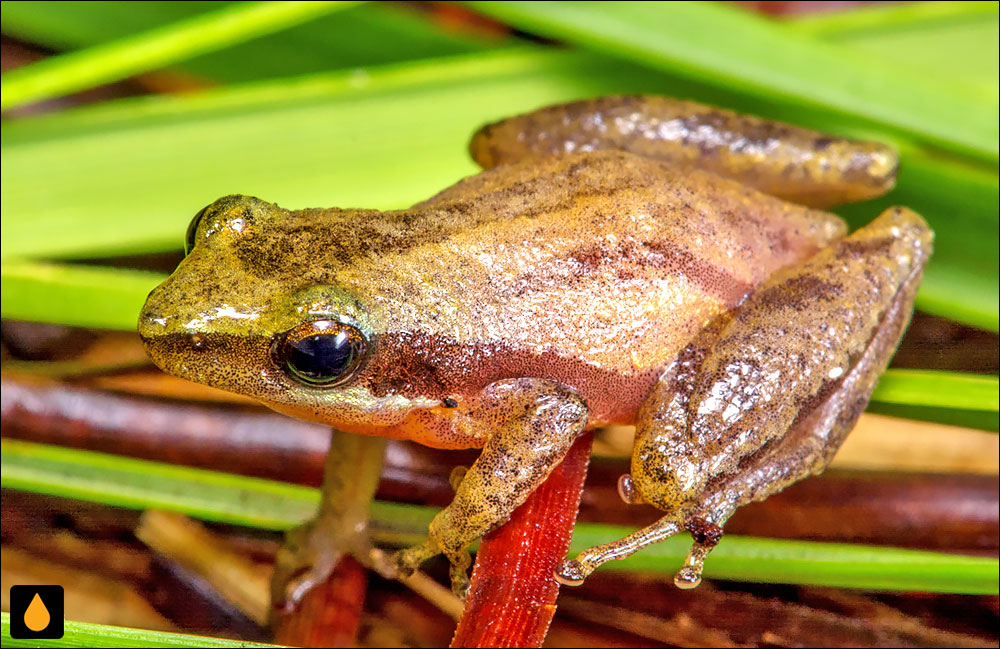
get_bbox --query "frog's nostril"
[138,315,161,341]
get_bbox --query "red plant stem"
[451,431,594,648]
[271,555,367,648]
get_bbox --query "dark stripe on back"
[644,240,754,307]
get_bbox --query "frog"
[138,95,932,601]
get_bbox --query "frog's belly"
[483,279,733,424]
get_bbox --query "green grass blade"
[2,438,996,594]
[465,1,997,162]
[865,402,998,434]
[0,612,278,648]
[872,369,999,412]
[1,437,319,529]
[836,145,999,333]
[0,0,359,111]
[0,1,498,84]
[790,2,998,102]
[1,262,165,331]
[0,49,671,260]
[789,0,998,36]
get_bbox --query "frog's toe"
[673,516,723,590]
[553,559,587,586]
[448,552,472,600]
[385,540,470,599]
[554,516,685,587]
[673,546,709,590]
[674,566,703,589]
[389,539,440,579]
[617,473,645,504]
[272,556,337,612]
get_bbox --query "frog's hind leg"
[469,95,897,207]
[390,378,589,598]
[557,207,932,588]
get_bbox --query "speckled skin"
[138,96,932,595]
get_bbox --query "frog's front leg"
[557,207,932,588]
[271,430,386,613]
[391,378,589,597]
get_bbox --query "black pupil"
[286,331,354,383]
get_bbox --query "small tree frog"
[139,96,932,598]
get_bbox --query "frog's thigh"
[394,378,588,594]
[559,207,932,588]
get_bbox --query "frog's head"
[138,195,439,434]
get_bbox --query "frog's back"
[319,152,844,424]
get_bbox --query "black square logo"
[9,585,64,639]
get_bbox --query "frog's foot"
[386,538,472,599]
[674,517,724,588]
[385,539,437,580]
[271,513,374,612]
[446,550,473,600]
[554,513,722,589]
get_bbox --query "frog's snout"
[137,291,172,345]
[138,284,206,363]
[137,315,208,376]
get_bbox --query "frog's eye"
[275,320,368,387]
[184,206,209,256]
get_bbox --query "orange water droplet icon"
[24,592,51,632]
